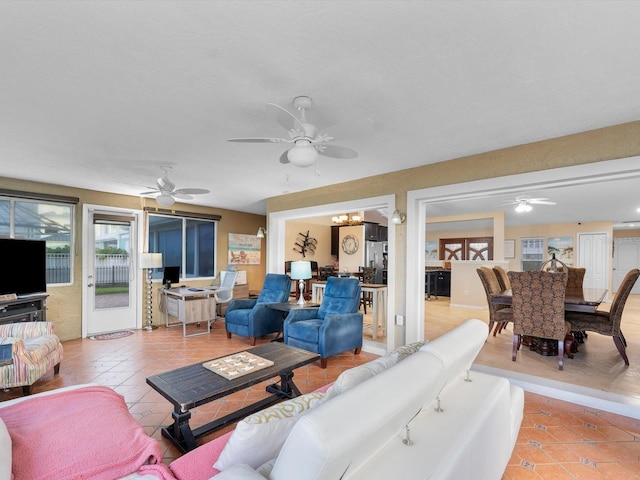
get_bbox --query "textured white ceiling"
[1,1,639,221]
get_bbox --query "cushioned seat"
[284,276,363,368]
[0,322,63,395]
[224,274,291,345]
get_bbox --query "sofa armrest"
[0,322,55,339]
[0,337,25,359]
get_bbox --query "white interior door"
[578,232,608,291]
[613,237,640,294]
[83,207,141,336]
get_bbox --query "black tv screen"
[163,266,180,286]
[0,238,47,296]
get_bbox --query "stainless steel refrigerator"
[365,241,387,284]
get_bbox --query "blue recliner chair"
[284,277,363,368]
[224,273,291,345]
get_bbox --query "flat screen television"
[0,238,47,297]
[162,266,180,287]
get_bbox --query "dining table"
[494,286,608,349]
[490,287,608,314]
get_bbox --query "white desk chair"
[208,270,237,328]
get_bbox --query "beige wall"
[266,120,640,344]
[0,176,266,341]
[284,220,332,267]
[427,220,613,272]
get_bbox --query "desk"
[490,287,608,313]
[311,281,388,341]
[162,287,218,337]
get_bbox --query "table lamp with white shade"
[140,252,163,330]
[290,260,312,305]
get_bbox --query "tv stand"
[0,294,48,325]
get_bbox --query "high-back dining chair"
[566,267,586,289]
[359,266,375,313]
[507,270,570,370]
[476,267,513,336]
[493,265,511,291]
[565,268,640,366]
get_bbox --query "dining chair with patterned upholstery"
[507,270,570,370]
[477,267,513,336]
[565,267,586,289]
[493,265,511,291]
[565,268,640,366]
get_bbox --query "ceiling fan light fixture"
[156,193,175,206]
[515,202,532,213]
[287,144,318,167]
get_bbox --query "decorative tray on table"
[202,351,274,380]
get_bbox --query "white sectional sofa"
[0,319,524,480]
[209,318,524,480]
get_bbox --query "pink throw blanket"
[0,385,173,480]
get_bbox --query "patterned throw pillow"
[324,354,398,400]
[389,340,427,361]
[213,391,325,471]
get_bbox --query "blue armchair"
[225,274,291,345]
[284,277,363,368]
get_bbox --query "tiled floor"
[2,312,640,478]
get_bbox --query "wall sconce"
[256,227,266,238]
[140,252,163,330]
[391,209,406,224]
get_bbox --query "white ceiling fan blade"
[227,137,290,143]
[279,150,291,164]
[174,188,210,195]
[139,189,161,195]
[266,103,306,132]
[323,117,374,141]
[172,192,194,200]
[530,200,556,205]
[318,145,359,159]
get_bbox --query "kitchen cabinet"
[425,269,451,299]
[331,226,340,256]
[364,222,379,241]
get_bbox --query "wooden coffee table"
[146,342,319,452]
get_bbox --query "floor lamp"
[140,253,163,331]
[290,260,312,305]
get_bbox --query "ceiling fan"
[503,195,557,213]
[227,96,373,167]
[140,167,210,206]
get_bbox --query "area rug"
[90,330,134,341]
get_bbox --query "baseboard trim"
[472,363,640,419]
